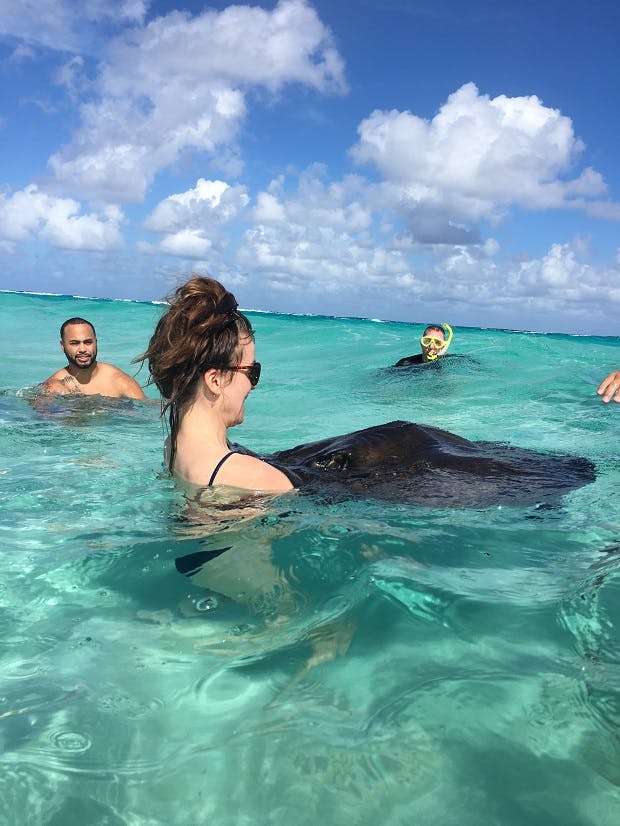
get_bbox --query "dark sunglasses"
[231,361,261,387]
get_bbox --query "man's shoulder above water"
[40,361,145,399]
[393,353,425,367]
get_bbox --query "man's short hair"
[423,324,444,337]
[60,317,96,340]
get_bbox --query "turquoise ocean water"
[1,290,619,825]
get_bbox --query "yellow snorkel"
[421,323,453,361]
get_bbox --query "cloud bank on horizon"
[0,0,619,333]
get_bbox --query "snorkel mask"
[420,323,453,361]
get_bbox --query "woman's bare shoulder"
[217,452,294,493]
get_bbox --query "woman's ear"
[202,368,221,396]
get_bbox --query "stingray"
[174,421,596,593]
[267,420,596,508]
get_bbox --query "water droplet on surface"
[232,624,251,635]
[51,730,92,753]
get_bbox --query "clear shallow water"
[1,290,619,825]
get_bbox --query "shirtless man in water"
[40,317,145,399]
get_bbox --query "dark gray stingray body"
[269,420,595,508]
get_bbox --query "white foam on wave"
[0,288,168,307]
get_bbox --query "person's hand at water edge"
[597,370,620,403]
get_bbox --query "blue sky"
[0,0,619,333]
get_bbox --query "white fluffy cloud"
[159,229,212,259]
[6,44,36,64]
[144,178,249,233]
[231,163,619,324]
[240,221,412,292]
[350,82,618,242]
[48,0,346,201]
[143,177,250,258]
[0,1,147,52]
[421,236,620,320]
[252,167,372,232]
[0,185,124,250]
[238,171,410,293]
[514,240,616,301]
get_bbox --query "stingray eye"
[326,451,350,471]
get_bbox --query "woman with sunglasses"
[140,274,294,492]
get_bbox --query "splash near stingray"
[268,420,596,508]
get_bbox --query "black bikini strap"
[208,451,235,486]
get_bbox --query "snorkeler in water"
[393,323,453,367]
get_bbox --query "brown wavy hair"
[137,274,254,472]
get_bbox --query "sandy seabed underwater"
[0,290,619,826]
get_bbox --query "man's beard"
[64,348,97,370]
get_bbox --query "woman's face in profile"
[221,336,256,427]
